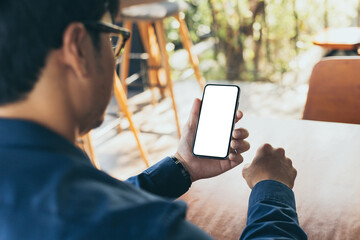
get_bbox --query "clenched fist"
[242,143,297,189]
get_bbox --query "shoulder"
[0,135,188,239]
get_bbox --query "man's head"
[0,0,124,139]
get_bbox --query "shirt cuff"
[249,180,296,211]
[143,157,192,198]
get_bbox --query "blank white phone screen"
[193,85,239,158]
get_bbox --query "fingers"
[256,144,289,162]
[262,143,273,153]
[242,163,250,172]
[275,147,285,157]
[191,98,201,115]
[230,140,250,153]
[235,110,243,122]
[228,153,244,167]
[293,168,297,178]
[255,143,273,157]
[231,128,249,155]
[232,128,249,139]
[244,144,298,189]
[242,163,252,187]
[188,98,201,129]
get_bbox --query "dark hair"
[0,0,119,105]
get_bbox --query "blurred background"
[88,0,360,179]
[165,0,360,82]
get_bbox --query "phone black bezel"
[192,83,241,159]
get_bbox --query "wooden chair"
[302,56,360,124]
[120,1,206,138]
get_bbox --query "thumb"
[187,98,201,129]
[242,163,251,178]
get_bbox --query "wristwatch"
[170,155,192,185]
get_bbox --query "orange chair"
[120,1,206,138]
[302,56,360,124]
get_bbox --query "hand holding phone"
[174,96,249,182]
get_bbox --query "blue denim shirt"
[0,119,307,239]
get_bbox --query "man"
[0,0,307,239]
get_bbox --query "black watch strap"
[170,156,192,185]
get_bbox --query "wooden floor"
[91,77,313,180]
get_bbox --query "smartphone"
[192,84,240,159]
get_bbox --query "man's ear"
[62,23,91,78]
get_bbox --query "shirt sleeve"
[240,180,308,240]
[125,157,191,198]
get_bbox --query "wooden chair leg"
[147,23,167,98]
[138,22,166,102]
[80,133,100,169]
[113,71,150,167]
[154,20,182,139]
[175,13,206,91]
[120,21,134,94]
[138,22,158,105]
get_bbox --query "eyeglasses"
[82,21,131,59]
